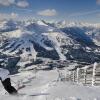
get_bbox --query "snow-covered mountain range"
[55,21,100,46]
[0,19,100,70]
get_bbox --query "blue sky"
[0,0,100,23]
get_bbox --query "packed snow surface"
[0,69,100,100]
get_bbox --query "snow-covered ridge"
[54,20,100,46]
[0,20,71,61]
[55,20,100,28]
[0,19,100,67]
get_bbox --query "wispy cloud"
[96,0,100,5]
[16,0,29,8]
[0,0,29,8]
[0,0,15,6]
[15,8,33,12]
[0,12,18,20]
[37,9,57,16]
[68,9,100,17]
[11,12,18,18]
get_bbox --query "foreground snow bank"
[0,70,100,100]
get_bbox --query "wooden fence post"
[84,68,87,84]
[92,62,98,86]
[73,71,75,82]
[76,68,80,84]
[68,71,72,81]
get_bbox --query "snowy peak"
[55,21,100,46]
[37,20,48,26]
[56,20,100,28]
[0,19,100,66]
[0,20,70,61]
[0,20,18,32]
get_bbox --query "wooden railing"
[56,62,100,86]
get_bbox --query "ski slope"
[0,69,100,100]
[0,20,100,65]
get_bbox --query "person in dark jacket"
[0,68,17,95]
